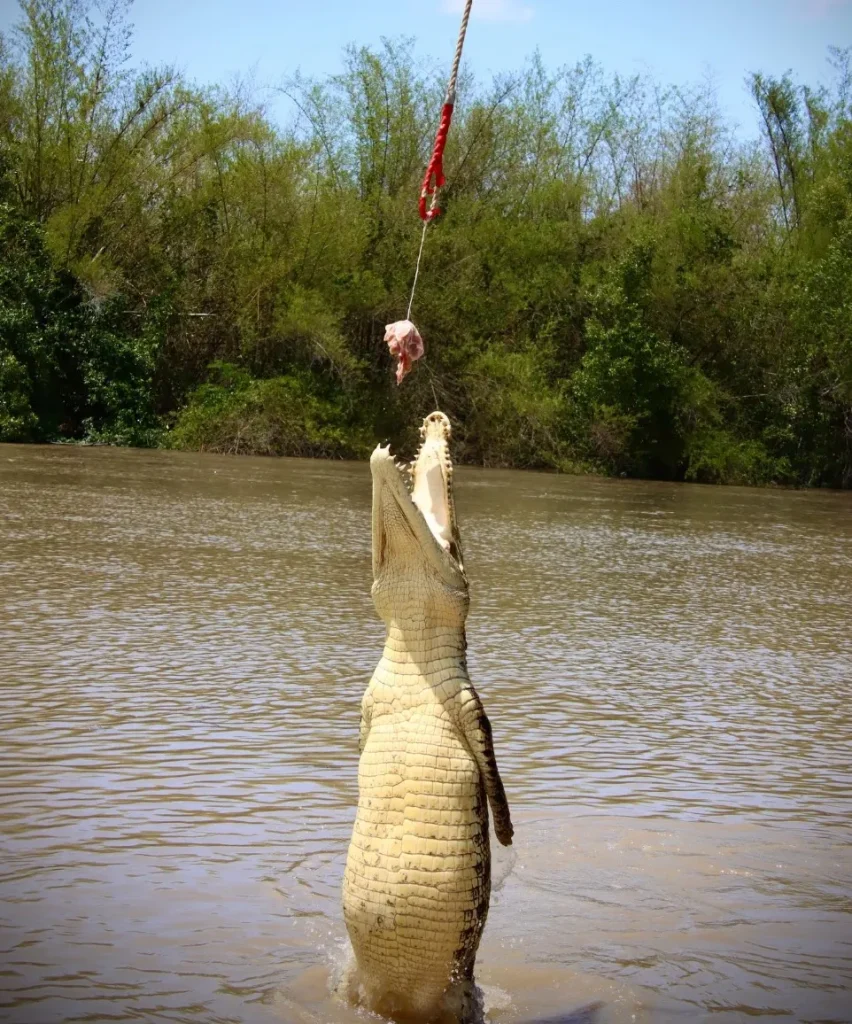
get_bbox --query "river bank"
[37,431,850,491]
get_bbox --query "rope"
[407,219,429,321]
[418,0,473,223]
[408,0,473,319]
[446,0,473,106]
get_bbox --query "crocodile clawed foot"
[370,444,399,478]
[370,443,412,490]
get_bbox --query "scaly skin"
[342,412,513,1020]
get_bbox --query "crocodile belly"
[343,711,490,1003]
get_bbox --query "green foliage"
[169,362,372,458]
[570,272,692,476]
[459,347,567,468]
[0,349,37,440]
[0,0,849,487]
[785,219,852,485]
[0,201,159,444]
[684,430,787,487]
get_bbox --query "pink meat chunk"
[384,320,424,384]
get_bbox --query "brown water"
[1,444,851,1024]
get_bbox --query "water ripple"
[1,446,850,1023]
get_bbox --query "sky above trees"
[1,0,849,135]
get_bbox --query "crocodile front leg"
[358,683,374,754]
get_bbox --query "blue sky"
[1,0,850,135]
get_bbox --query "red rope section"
[419,102,454,221]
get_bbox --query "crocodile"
[342,411,514,1022]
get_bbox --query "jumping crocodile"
[342,411,513,1021]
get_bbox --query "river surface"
[1,444,851,1024]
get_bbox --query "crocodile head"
[370,411,466,596]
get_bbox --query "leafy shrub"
[459,347,567,468]
[169,362,373,458]
[0,350,37,441]
[569,286,693,477]
[684,430,792,486]
[0,204,159,445]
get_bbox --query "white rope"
[407,218,430,321]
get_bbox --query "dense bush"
[0,1,849,485]
[0,203,159,444]
[168,362,372,458]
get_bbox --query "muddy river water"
[1,445,850,1024]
